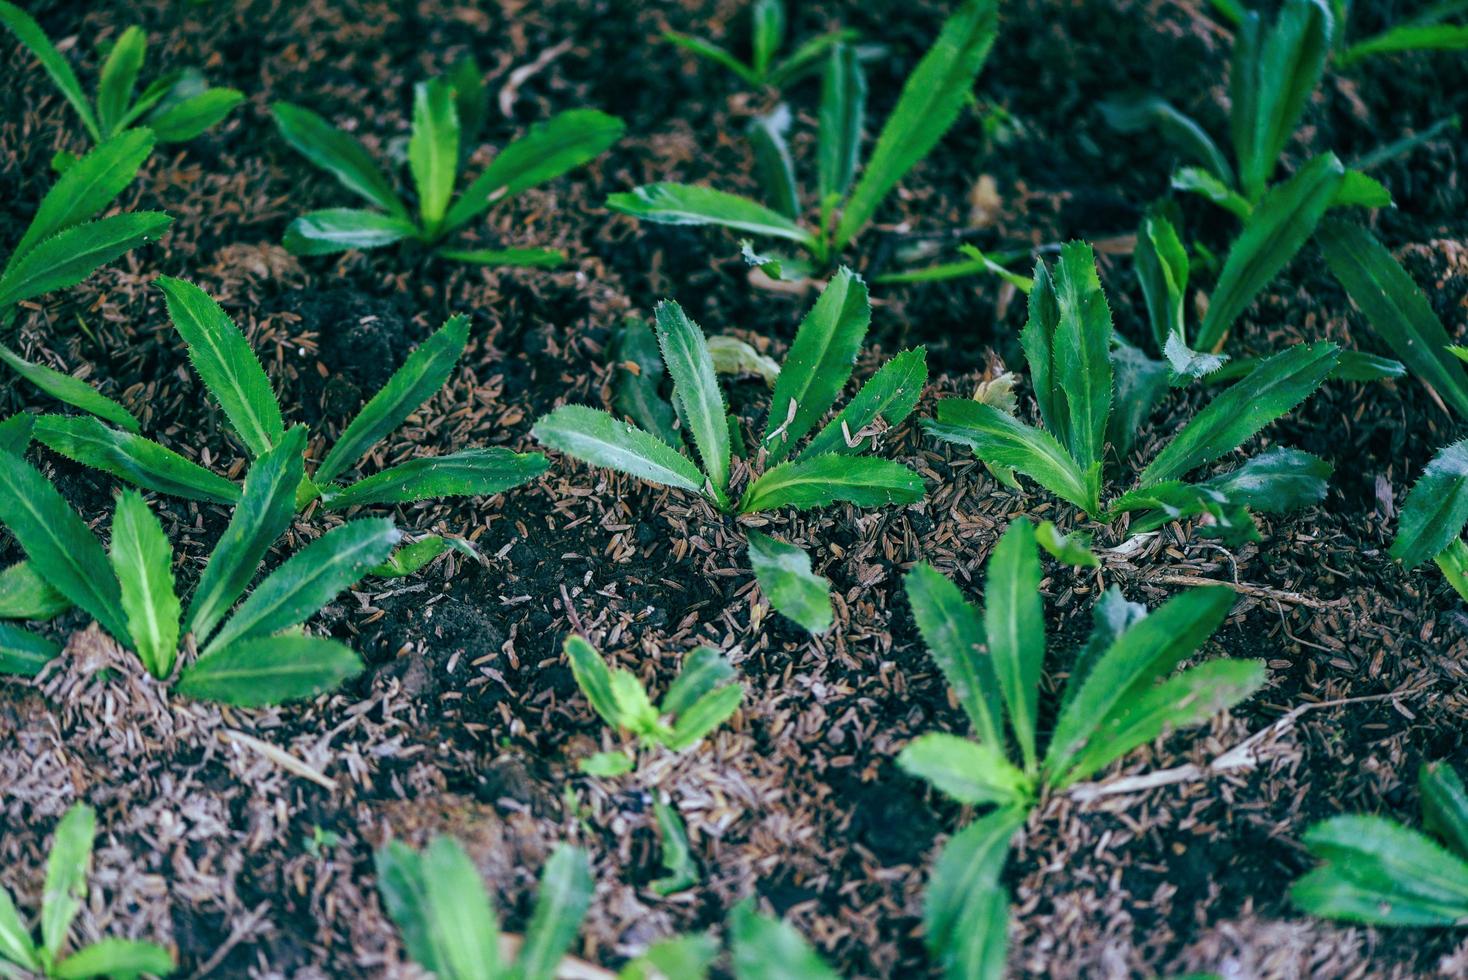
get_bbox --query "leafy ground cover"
[0,0,1466,976]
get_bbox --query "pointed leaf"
[925,807,1022,980]
[650,800,699,895]
[516,845,594,980]
[924,400,1095,513]
[1060,586,1148,713]
[0,413,32,456]
[1019,260,1066,441]
[0,622,61,677]
[663,32,759,87]
[1098,95,1234,188]
[0,345,139,433]
[739,454,923,513]
[0,212,172,309]
[817,44,865,209]
[1423,761,1468,860]
[419,835,501,980]
[1050,242,1113,473]
[564,635,626,730]
[748,106,800,220]
[612,315,680,446]
[282,208,419,256]
[96,26,146,137]
[799,347,927,460]
[984,518,1044,771]
[450,56,487,147]
[0,560,72,620]
[665,683,742,750]
[533,405,706,494]
[271,101,408,217]
[606,183,818,249]
[1340,24,1468,66]
[1134,213,1189,353]
[176,634,361,705]
[109,490,180,679]
[52,938,173,979]
[655,301,729,497]
[751,0,785,78]
[904,563,1003,749]
[661,646,736,718]
[1392,438,1468,570]
[33,415,240,504]
[408,78,459,232]
[1171,165,1253,218]
[1240,0,1332,200]
[42,804,94,964]
[1292,815,1468,924]
[0,1,99,139]
[147,86,243,142]
[1197,445,1332,513]
[897,733,1027,806]
[374,842,436,971]
[729,899,841,980]
[321,447,547,508]
[746,530,833,633]
[0,882,38,972]
[435,247,564,267]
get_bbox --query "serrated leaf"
[157,276,284,458]
[1163,332,1229,381]
[1434,538,1468,603]
[984,518,1043,771]
[1423,761,1468,860]
[748,106,800,220]
[96,25,146,137]
[316,315,468,485]
[897,733,1028,806]
[924,807,1022,980]
[606,183,818,249]
[833,0,998,249]
[321,447,548,508]
[0,449,129,644]
[1196,153,1344,350]
[1019,259,1066,441]
[109,490,180,679]
[0,212,172,309]
[612,315,680,446]
[41,804,94,964]
[517,846,594,980]
[1292,815,1468,925]
[533,405,706,494]
[655,301,730,498]
[0,413,32,456]
[1137,341,1338,487]
[1198,445,1332,513]
[147,86,243,142]
[746,530,832,633]
[763,267,871,460]
[924,400,1096,514]
[1330,170,1392,209]
[1315,217,1468,419]
[1059,586,1148,714]
[1108,335,1171,457]
[1239,0,1333,200]
[0,622,61,677]
[1051,242,1113,474]
[739,454,923,513]
[0,0,100,139]
[0,560,72,620]
[445,109,624,231]
[729,899,841,980]
[904,563,1003,750]
[271,101,408,218]
[799,347,926,460]
[407,78,459,233]
[369,536,452,579]
[176,634,362,705]
[0,345,140,433]
[1392,438,1468,570]
[1134,213,1189,353]
[282,208,420,256]
[817,44,864,211]
[184,427,305,644]
[33,414,240,504]
[52,938,174,980]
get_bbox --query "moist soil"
[2,0,1467,977]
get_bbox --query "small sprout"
[1035,520,1098,568]
[303,826,342,858]
[273,63,623,267]
[0,803,174,978]
[651,800,700,896]
[664,0,858,92]
[534,270,927,630]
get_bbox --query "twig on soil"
[1065,690,1406,803]
[1150,574,1348,609]
[560,582,587,635]
[220,728,337,790]
[499,39,574,117]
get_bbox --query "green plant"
[564,635,742,775]
[532,268,926,631]
[901,518,1264,977]
[18,278,547,527]
[924,241,1338,543]
[608,0,998,272]
[0,423,395,705]
[664,0,856,91]
[273,62,623,267]
[1207,0,1468,69]
[1291,760,1468,925]
[0,2,241,168]
[0,803,174,978]
[374,836,592,980]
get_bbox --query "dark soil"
[2,0,1467,977]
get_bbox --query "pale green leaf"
[52,939,174,979]
[565,635,626,730]
[897,733,1027,806]
[729,899,840,980]
[282,208,420,256]
[665,683,742,750]
[109,490,180,679]
[606,183,818,249]
[0,881,38,972]
[1036,520,1098,568]
[420,835,501,980]
[651,800,699,895]
[271,101,408,218]
[904,563,1003,749]
[746,530,832,633]
[739,454,923,513]
[533,405,706,494]
[655,301,730,498]
[517,845,594,980]
[0,560,72,620]
[42,804,94,964]
[984,518,1044,770]
[924,808,1023,980]
[176,634,362,706]
[408,78,459,232]
[661,646,736,718]
[1292,815,1468,925]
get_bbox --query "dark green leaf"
[0,212,172,309]
[1292,815,1468,925]
[282,208,420,256]
[924,400,1096,514]
[517,846,594,980]
[408,78,459,233]
[748,106,800,220]
[1019,259,1066,441]
[1108,337,1170,457]
[1423,761,1468,860]
[729,898,841,980]
[984,518,1043,771]
[449,56,487,147]
[1060,587,1148,713]
[0,413,33,455]
[0,0,100,139]
[1392,438,1468,569]
[751,0,785,79]
[925,808,1023,980]
[607,183,818,249]
[746,530,833,633]
[897,733,1027,806]
[0,345,139,433]
[52,938,174,980]
[1340,24,1468,67]
[904,562,1003,749]
[709,335,780,385]
[176,634,362,706]
[533,405,706,494]
[1171,166,1253,219]
[1134,213,1189,353]
[33,415,240,504]
[739,453,923,513]
[147,87,244,142]
[655,301,730,498]
[817,44,865,210]
[1098,95,1235,187]
[109,489,180,679]
[800,347,926,460]
[373,842,435,972]
[1198,445,1332,513]
[1239,0,1333,200]
[0,622,60,677]
[321,447,548,508]
[41,804,94,964]
[664,31,757,85]
[434,246,564,267]
[0,560,72,620]
[95,26,146,137]
[612,315,680,446]
[271,101,408,218]
[1050,242,1113,475]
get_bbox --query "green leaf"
[739,454,923,513]
[897,733,1028,806]
[611,315,680,446]
[9,129,155,267]
[762,267,872,460]
[1197,445,1332,513]
[1330,170,1392,209]
[0,622,61,677]
[606,183,818,250]
[983,518,1043,771]
[655,301,730,499]
[564,635,626,729]
[184,427,305,644]
[1018,259,1066,440]
[799,348,926,461]
[369,536,453,578]
[745,530,832,633]
[1423,762,1468,860]
[1392,439,1468,570]
[282,208,420,256]
[817,44,865,212]
[271,101,409,218]
[925,807,1023,980]
[1328,351,1406,382]
[408,78,460,233]
[665,683,742,750]
[580,751,634,777]
[42,804,94,964]
[751,0,785,79]
[729,899,841,980]
[1098,95,1235,188]
[0,881,38,972]
[709,335,780,386]
[147,87,244,142]
[1050,242,1113,475]
[517,846,594,980]
[833,0,998,250]
[1170,166,1253,219]
[0,450,129,644]
[374,842,436,972]
[0,211,172,309]
[924,400,1096,514]
[1435,537,1468,603]
[663,32,759,87]
[205,518,398,655]
[321,447,548,508]
[95,26,146,137]
[0,413,33,456]
[449,56,487,148]
[532,405,706,494]
[434,247,564,267]
[1060,587,1148,714]
[109,490,180,679]
[157,276,284,458]
[0,1,100,139]
[1137,341,1338,487]
[445,109,625,231]
[661,646,736,718]
[748,107,800,220]
[33,415,240,504]
[1315,217,1468,419]
[651,800,699,895]
[1046,586,1234,782]
[1108,336,1171,457]
[1292,815,1468,925]
[52,938,174,979]
[767,29,858,88]
[176,634,362,705]
[1196,153,1345,351]
[1340,24,1468,68]
[1036,520,1099,568]
[904,563,1004,750]
[1134,213,1189,353]
[316,315,468,485]
[1238,0,1333,200]
[0,560,72,620]
[0,345,139,433]
[419,835,501,980]
[617,933,720,980]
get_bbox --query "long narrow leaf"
[0,560,72,620]
[1051,242,1113,474]
[109,490,180,679]
[533,405,706,494]
[1241,0,1332,199]
[897,733,1027,806]
[271,102,409,218]
[924,400,1096,513]
[41,804,94,964]
[729,899,841,980]
[421,836,501,980]
[748,107,800,220]
[0,344,140,433]
[606,183,818,249]
[1340,24,1468,66]
[817,44,865,211]
[51,939,174,980]
[925,807,1023,980]
[655,301,730,498]
[799,347,927,460]
[320,447,548,508]
[1423,761,1468,860]
[33,415,240,504]
[148,87,244,142]
[408,78,459,233]
[0,622,61,677]
[176,634,362,706]
[95,26,146,137]
[516,846,594,980]
[904,563,1003,749]
[0,1,100,139]
[984,518,1043,772]
[1392,439,1468,570]
[282,208,420,255]
[0,212,172,309]
[739,453,923,513]
[612,315,680,446]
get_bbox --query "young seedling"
[22,277,548,525]
[0,803,174,978]
[609,0,998,273]
[925,241,1339,544]
[533,268,927,632]
[1292,761,1468,925]
[664,0,856,91]
[614,900,840,979]
[0,425,397,705]
[273,61,623,267]
[564,635,742,775]
[374,836,593,980]
[1208,0,1468,69]
[0,2,241,167]
[900,518,1265,978]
